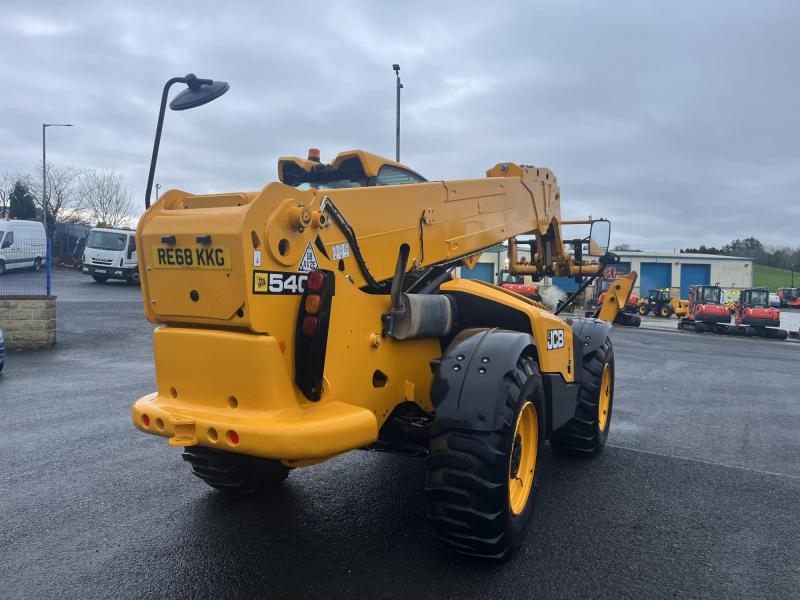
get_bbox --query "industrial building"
[459,247,754,299]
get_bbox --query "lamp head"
[169,73,229,111]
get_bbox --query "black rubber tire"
[126,271,140,285]
[182,445,290,494]
[659,304,672,318]
[550,338,614,456]
[32,257,42,272]
[638,304,649,316]
[0,261,5,276]
[92,275,108,283]
[425,353,544,561]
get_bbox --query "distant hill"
[754,265,798,290]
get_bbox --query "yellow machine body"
[132,150,606,463]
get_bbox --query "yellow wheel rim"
[508,401,538,516]
[598,363,612,432]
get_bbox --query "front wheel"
[426,352,544,561]
[182,445,290,494]
[551,338,614,456]
[92,274,108,283]
[638,304,649,316]
[659,304,673,318]
[32,257,42,272]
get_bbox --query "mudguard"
[567,317,612,356]
[430,328,535,432]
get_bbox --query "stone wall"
[0,296,57,350]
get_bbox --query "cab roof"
[277,149,425,186]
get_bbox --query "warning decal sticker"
[298,240,319,272]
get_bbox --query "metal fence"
[0,240,52,296]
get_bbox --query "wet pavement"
[1,270,799,599]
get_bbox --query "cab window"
[127,235,136,259]
[1,231,13,248]
[376,165,426,186]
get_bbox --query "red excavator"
[776,287,800,308]
[729,287,788,339]
[678,285,731,333]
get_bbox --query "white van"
[0,219,47,275]
[82,227,139,284]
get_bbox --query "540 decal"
[253,271,308,295]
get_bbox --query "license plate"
[151,246,231,270]
[95,269,106,274]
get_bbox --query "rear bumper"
[741,318,780,328]
[83,264,136,279]
[696,314,730,324]
[131,327,378,461]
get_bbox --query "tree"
[0,172,15,218]
[8,180,37,220]
[30,163,84,226]
[79,168,133,228]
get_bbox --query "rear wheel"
[92,274,108,283]
[0,261,5,276]
[425,352,544,561]
[638,304,649,316]
[659,304,672,318]
[182,445,290,494]
[32,257,42,272]
[551,338,614,456]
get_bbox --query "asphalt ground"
[1,269,799,599]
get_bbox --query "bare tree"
[79,168,133,228]
[30,163,84,224]
[0,172,13,217]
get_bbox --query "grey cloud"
[1,0,798,249]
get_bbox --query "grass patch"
[754,265,799,290]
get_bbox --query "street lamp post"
[145,73,229,209]
[42,123,73,238]
[393,64,402,162]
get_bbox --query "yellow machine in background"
[638,288,689,318]
[131,77,631,561]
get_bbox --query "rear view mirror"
[588,219,611,256]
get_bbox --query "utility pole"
[42,123,73,238]
[393,64,402,162]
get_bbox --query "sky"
[1,0,798,250]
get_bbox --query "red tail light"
[295,270,335,400]
[302,315,318,336]
[308,271,324,292]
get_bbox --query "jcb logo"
[547,329,565,351]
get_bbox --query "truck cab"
[82,227,139,284]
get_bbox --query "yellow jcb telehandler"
[131,74,635,561]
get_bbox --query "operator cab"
[739,288,769,308]
[278,149,427,190]
[648,289,669,302]
[695,286,721,305]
